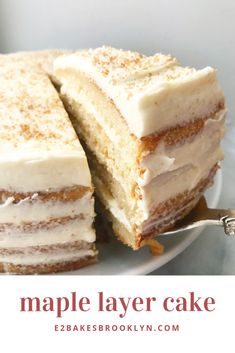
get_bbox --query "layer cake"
[54,46,226,250]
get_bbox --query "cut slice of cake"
[0,54,97,274]
[54,46,226,250]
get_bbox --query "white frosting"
[0,249,95,266]
[0,151,91,192]
[139,146,222,222]
[139,110,226,186]
[54,47,224,138]
[0,218,95,247]
[0,192,94,223]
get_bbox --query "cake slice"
[54,46,226,250]
[0,54,97,274]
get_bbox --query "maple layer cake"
[54,46,226,250]
[0,56,97,274]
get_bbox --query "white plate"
[64,170,222,275]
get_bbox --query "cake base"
[0,255,97,274]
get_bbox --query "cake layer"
[0,217,95,247]
[0,249,96,266]
[0,255,97,275]
[54,46,225,138]
[0,190,93,223]
[0,240,93,255]
[0,212,94,232]
[0,186,91,203]
[139,104,225,153]
[0,60,91,191]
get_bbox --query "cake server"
[162,196,235,236]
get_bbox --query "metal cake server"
[162,196,235,236]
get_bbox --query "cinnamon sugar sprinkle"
[0,58,81,151]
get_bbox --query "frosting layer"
[0,249,95,265]
[0,192,94,223]
[0,219,95,248]
[139,110,226,186]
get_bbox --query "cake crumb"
[141,238,164,255]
